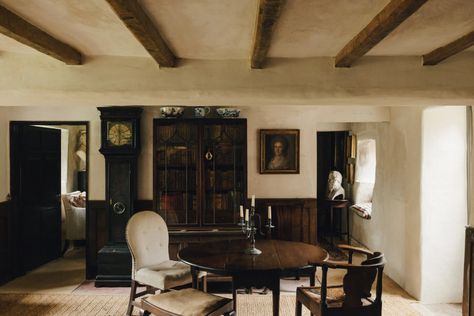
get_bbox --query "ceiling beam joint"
[251,0,286,69]
[106,0,176,67]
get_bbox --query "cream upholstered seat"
[126,211,206,316]
[135,260,193,290]
[142,288,234,316]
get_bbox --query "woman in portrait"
[267,137,291,170]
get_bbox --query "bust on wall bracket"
[96,106,143,287]
[327,170,345,200]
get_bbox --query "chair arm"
[322,259,385,270]
[337,244,373,256]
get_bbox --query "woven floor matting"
[0,291,420,316]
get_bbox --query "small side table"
[325,199,351,245]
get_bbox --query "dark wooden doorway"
[13,125,61,271]
[316,131,349,239]
[9,121,89,280]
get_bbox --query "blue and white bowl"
[160,106,184,118]
[216,108,240,118]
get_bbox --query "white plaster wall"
[420,106,467,303]
[0,105,389,201]
[0,53,473,107]
[245,106,387,198]
[351,107,424,299]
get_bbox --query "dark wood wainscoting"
[0,200,12,284]
[86,198,317,279]
[255,198,318,245]
[86,200,153,279]
[87,200,106,279]
[463,226,474,316]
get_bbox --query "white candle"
[245,208,249,222]
[251,195,255,207]
[239,205,244,218]
[268,206,272,220]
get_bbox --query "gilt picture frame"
[259,129,300,174]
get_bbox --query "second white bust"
[327,170,345,200]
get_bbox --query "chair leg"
[202,275,208,292]
[295,299,302,316]
[127,280,137,316]
[310,267,316,286]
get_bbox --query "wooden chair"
[296,245,385,316]
[125,211,207,316]
[142,288,234,316]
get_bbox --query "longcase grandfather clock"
[96,106,142,287]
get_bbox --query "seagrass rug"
[0,291,420,316]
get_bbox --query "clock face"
[107,121,133,146]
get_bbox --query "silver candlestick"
[240,206,272,255]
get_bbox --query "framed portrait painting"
[259,129,300,174]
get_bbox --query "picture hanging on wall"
[259,129,300,174]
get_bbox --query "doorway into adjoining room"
[316,131,352,247]
[2,121,88,293]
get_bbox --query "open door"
[16,125,62,271]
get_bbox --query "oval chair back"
[126,211,170,279]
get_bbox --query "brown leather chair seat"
[142,288,233,316]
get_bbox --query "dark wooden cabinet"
[153,118,247,260]
[153,118,247,228]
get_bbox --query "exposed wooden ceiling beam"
[423,31,474,66]
[251,0,286,69]
[0,4,82,65]
[335,0,428,68]
[106,0,176,67]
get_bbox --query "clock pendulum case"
[96,106,142,287]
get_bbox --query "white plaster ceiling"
[268,0,391,57]
[0,0,149,56]
[140,0,258,59]
[368,0,474,55]
[0,0,472,59]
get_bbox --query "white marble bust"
[76,130,86,171]
[327,170,345,200]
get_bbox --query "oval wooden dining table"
[178,239,328,316]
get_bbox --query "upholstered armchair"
[126,211,206,316]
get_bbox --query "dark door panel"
[19,126,61,271]
[42,206,61,263]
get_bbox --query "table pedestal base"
[232,271,280,316]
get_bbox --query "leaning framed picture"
[259,129,300,174]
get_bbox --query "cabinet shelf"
[160,189,197,193]
[156,165,196,170]
[204,164,244,170]
[205,189,242,193]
